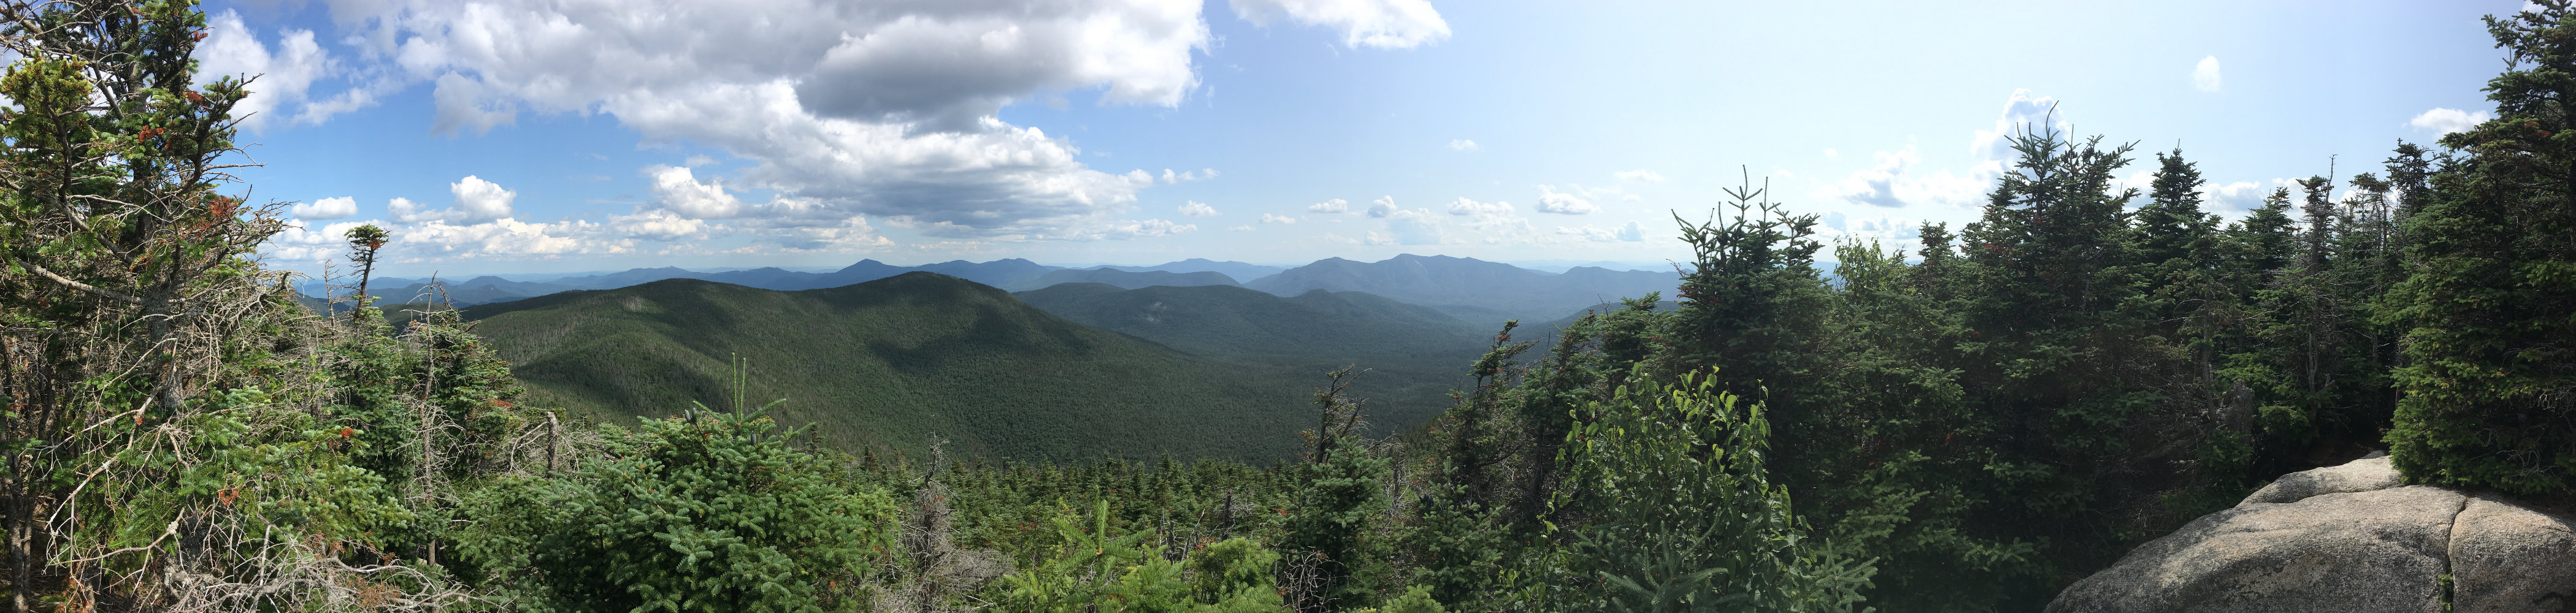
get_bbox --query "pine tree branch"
[17,256,142,305]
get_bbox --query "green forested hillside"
[1017,283,1492,430]
[461,272,1318,460]
[1011,267,1242,291]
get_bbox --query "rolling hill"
[458,273,1322,461]
[1097,258,1287,284]
[1010,268,1241,291]
[1014,283,1490,430]
[1244,254,1681,325]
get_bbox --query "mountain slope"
[1101,258,1287,284]
[1244,254,1679,324]
[460,273,1313,460]
[1015,283,1487,429]
[1011,268,1240,291]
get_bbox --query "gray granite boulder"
[2047,485,2463,613]
[2236,453,2401,505]
[2451,497,2576,612]
[2047,455,2576,613]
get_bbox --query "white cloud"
[1365,196,1398,218]
[1446,197,1512,217]
[1230,0,1451,49]
[2193,56,2221,92]
[2410,107,2493,135]
[1260,213,1299,224]
[1829,144,1985,209]
[1382,207,1446,244]
[389,176,518,224]
[1535,185,1598,215]
[771,217,894,251]
[1556,221,1645,243]
[194,10,354,132]
[1447,139,1480,152]
[262,219,381,262]
[304,0,1220,240]
[1179,200,1220,217]
[641,165,862,233]
[610,208,713,241]
[648,166,748,219]
[1614,169,1665,183]
[1444,197,1528,234]
[1162,168,1219,183]
[2202,180,2272,211]
[684,154,720,167]
[1970,88,2070,177]
[294,196,358,220]
[1308,198,1351,213]
[1088,218,1198,239]
[399,218,607,260]
[1229,224,1255,231]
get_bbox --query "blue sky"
[217,0,2520,277]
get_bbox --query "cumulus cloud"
[1230,0,1451,49]
[1444,197,1528,234]
[1447,139,1479,152]
[1970,89,2071,177]
[1308,198,1350,213]
[1614,170,1665,183]
[1229,224,1255,231]
[1556,221,1645,243]
[648,166,749,219]
[1365,196,1398,218]
[1382,207,1446,244]
[1162,168,1219,183]
[610,208,714,241]
[1260,213,1299,224]
[294,196,358,220]
[263,219,380,262]
[2202,180,2269,211]
[2410,108,2493,135]
[1179,201,1220,217]
[389,176,518,224]
[293,0,1230,241]
[771,217,894,251]
[401,218,608,260]
[1535,185,1597,215]
[1829,144,1986,208]
[2193,56,2221,92]
[1088,218,1198,239]
[194,10,359,132]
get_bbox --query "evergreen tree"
[1951,123,2212,603]
[2381,0,2576,497]
[1279,368,1395,612]
[1665,171,1838,523]
[345,223,389,306]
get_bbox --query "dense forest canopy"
[3,1,2573,611]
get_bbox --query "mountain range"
[1015,283,1491,429]
[1242,254,1680,324]
[318,255,1681,326]
[406,256,1687,459]
[458,273,1328,460]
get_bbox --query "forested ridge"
[5,1,2576,612]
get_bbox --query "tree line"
[4,0,2575,611]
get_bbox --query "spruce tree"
[2381,0,2576,497]
[1952,123,2204,603]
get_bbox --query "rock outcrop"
[2047,454,2576,613]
